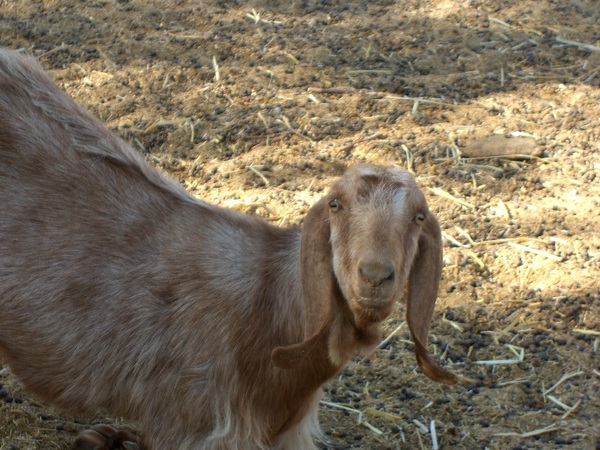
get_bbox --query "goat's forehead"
[335,165,419,199]
[346,165,416,187]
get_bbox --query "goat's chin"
[351,301,394,329]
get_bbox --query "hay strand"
[361,421,383,435]
[494,423,560,438]
[573,328,600,336]
[506,242,562,261]
[212,56,220,82]
[378,321,406,349]
[412,419,428,434]
[543,370,584,395]
[430,420,438,450]
[428,187,474,209]
[247,166,270,187]
[555,37,600,52]
[364,408,402,423]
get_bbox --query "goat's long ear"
[407,213,457,385]
[271,198,335,369]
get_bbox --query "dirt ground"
[1,0,599,448]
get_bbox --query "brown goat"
[0,48,456,450]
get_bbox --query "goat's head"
[272,164,456,385]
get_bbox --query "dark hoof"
[71,424,140,450]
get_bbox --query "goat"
[0,48,456,450]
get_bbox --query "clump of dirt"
[1,0,599,448]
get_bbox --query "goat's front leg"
[71,424,144,450]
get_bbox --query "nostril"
[359,261,395,286]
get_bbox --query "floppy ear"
[271,198,336,369]
[407,213,457,385]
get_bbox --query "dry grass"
[1,0,599,448]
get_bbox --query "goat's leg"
[71,424,144,450]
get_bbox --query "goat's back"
[0,49,300,420]
[0,49,189,408]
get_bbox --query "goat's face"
[327,165,427,328]
[275,163,455,383]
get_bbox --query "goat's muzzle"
[357,259,396,302]
[352,259,398,326]
[359,260,395,287]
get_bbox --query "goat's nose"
[359,260,395,286]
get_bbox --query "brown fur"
[0,48,455,450]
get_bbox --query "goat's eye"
[414,212,426,224]
[329,199,342,212]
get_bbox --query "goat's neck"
[270,261,382,440]
[161,204,378,442]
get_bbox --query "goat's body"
[0,49,329,449]
[0,48,455,450]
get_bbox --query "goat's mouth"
[357,296,393,309]
[355,283,396,307]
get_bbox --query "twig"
[475,358,521,366]
[546,394,582,418]
[338,132,387,154]
[413,419,428,434]
[282,51,299,64]
[188,118,196,144]
[246,8,260,24]
[416,428,425,450]
[310,87,355,95]
[573,328,600,336]
[346,69,392,75]
[362,421,383,435]
[443,315,464,332]
[322,401,385,437]
[497,378,532,387]
[320,401,362,424]
[378,321,406,348]
[144,119,190,134]
[507,242,562,261]
[364,408,402,422]
[442,231,470,248]
[384,95,475,109]
[556,37,600,52]
[562,399,582,419]
[412,98,420,116]
[213,55,220,82]
[465,249,486,268]
[277,116,314,143]
[428,187,474,209]
[472,237,545,246]
[475,344,524,365]
[130,135,147,154]
[430,420,438,450]
[37,43,69,59]
[247,166,270,187]
[494,423,560,438]
[401,144,414,172]
[547,394,572,411]
[455,227,476,247]
[544,370,584,395]
[488,17,515,30]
